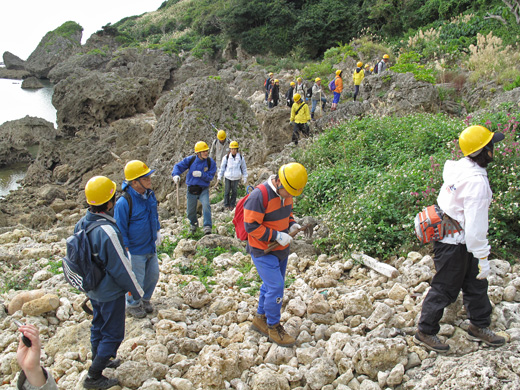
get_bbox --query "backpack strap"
[121,191,132,220]
[295,102,307,116]
[188,155,212,171]
[258,183,268,209]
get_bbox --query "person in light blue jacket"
[114,160,161,319]
[78,176,144,390]
[172,141,217,235]
[216,141,248,210]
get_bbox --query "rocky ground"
[0,203,519,390]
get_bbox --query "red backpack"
[233,184,268,241]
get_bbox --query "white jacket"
[218,152,248,181]
[437,157,491,259]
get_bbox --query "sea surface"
[0,73,56,196]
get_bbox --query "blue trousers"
[332,92,341,104]
[187,187,212,228]
[90,295,126,360]
[127,253,159,307]
[252,253,288,326]
[311,97,327,113]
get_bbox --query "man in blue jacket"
[172,141,217,235]
[79,176,144,390]
[114,160,161,319]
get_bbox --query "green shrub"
[293,112,520,261]
[390,51,436,84]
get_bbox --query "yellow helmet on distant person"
[293,93,302,102]
[336,69,342,76]
[365,64,369,69]
[85,176,117,205]
[357,62,363,67]
[297,77,302,82]
[370,67,374,72]
[269,72,274,76]
[290,81,295,86]
[230,141,239,149]
[315,77,321,82]
[459,125,504,156]
[383,54,390,59]
[124,160,154,181]
[274,79,279,83]
[217,130,226,141]
[194,141,209,153]
[278,163,308,197]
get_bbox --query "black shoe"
[126,305,146,318]
[105,358,121,369]
[142,300,153,313]
[467,324,506,347]
[83,375,119,389]
[414,331,449,353]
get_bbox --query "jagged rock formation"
[21,76,44,89]
[2,51,25,70]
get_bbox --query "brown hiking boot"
[414,331,449,353]
[250,314,268,336]
[467,324,506,347]
[268,323,296,347]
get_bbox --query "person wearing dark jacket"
[285,81,295,107]
[114,160,161,319]
[79,176,144,390]
[172,141,217,235]
[268,79,280,108]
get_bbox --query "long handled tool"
[264,224,312,254]
[176,180,180,209]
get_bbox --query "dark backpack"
[306,86,313,99]
[188,155,212,171]
[373,61,382,74]
[62,221,108,293]
[118,190,133,222]
[233,184,268,241]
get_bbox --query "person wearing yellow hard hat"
[244,162,308,347]
[331,69,343,111]
[285,81,296,107]
[114,160,160,318]
[375,54,390,74]
[352,61,365,102]
[290,93,311,145]
[216,141,248,210]
[294,77,307,102]
[364,63,371,76]
[77,176,144,389]
[264,72,274,104]
[209,129,230,172]
[268,79,280,108]
[415,125,506,353]
[310,77,327,120]
[172,141,217,235]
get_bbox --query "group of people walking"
[14,52,508,389]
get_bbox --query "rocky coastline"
[1,21,520,390]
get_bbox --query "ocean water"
[0,75,56,126]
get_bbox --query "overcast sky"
[0,0,165,60]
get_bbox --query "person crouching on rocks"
[415,125,506,353]
[245,163,308,347]
[172,141,217,235]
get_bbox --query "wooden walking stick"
[176,180,180,208]
[263,224,312,254]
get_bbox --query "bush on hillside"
[390,51,437,83]
[293,112,520,262]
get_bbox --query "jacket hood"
[122,181,130,191]
[356,67,362,72]
[442,157,487,184]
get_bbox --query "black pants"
[224,178,239,208]
[418,241,492,335]
[353,85,360,101]
[292,122,309,144]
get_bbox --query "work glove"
[192,171,202,178]
[289,223,301,234]
[477,257,491,279]
[242,177,247,184]
[155,231,163,246]
[172,175,180,184]
[275,231,292,246]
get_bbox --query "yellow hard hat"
[357,62,363,67]
[124,160,154,181]
[370,67,374,72]
[293,93,301,102]
[274,79,279,83]
[459,125,504,156]
[269,72,274,76]
[297,77,302,82]
[217,130,226,141]
[290,82,295,86]
[336,69,342,76]
[85,176,117,205]
[278,163,308,197]
[315,77,321,82]
[365,64,369,68]
[230,141,239,149]
[194,141,209,153]
[383,54,390,59]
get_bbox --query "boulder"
[3,51,26,70]
[0,116,57,147]
[352,338,408,379]
[21,293,60,316]
[25,21,83,78]
[183,281,211,308]
[21,77,44,89]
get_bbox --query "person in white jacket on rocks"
[216,141,248,210]
[415,125,506,353]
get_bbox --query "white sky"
[0,0,165,60]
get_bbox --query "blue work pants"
[126,253,159,306]
[187,187,212,229]
[90,295,126,360]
